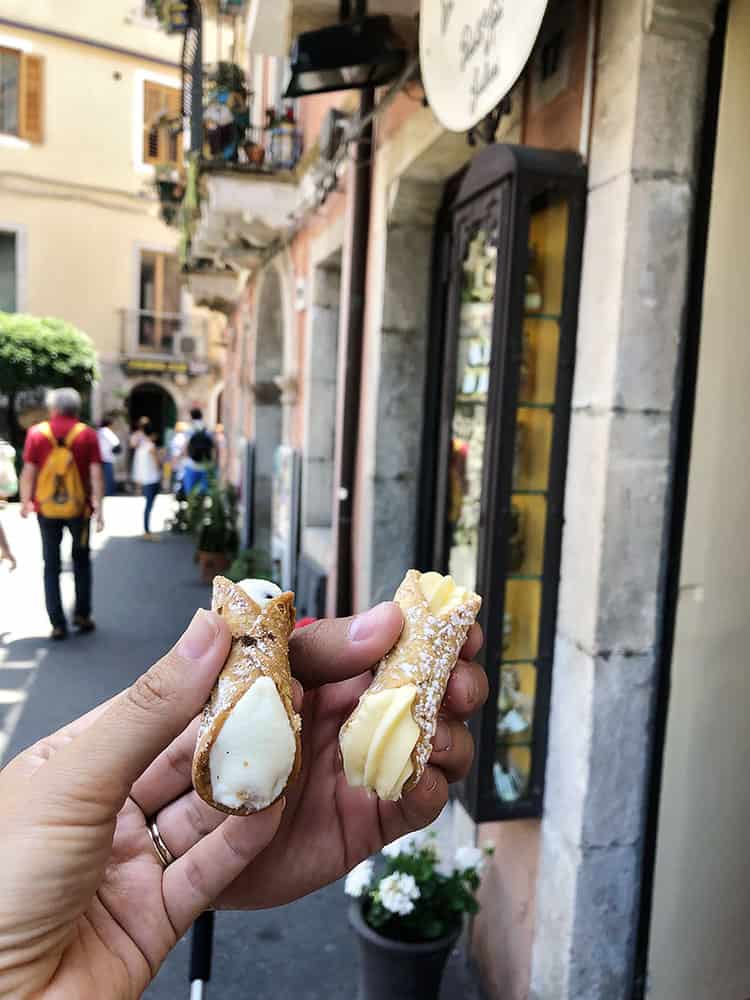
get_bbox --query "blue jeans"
[182,465,209,496]
[102,462,116,496]
[143,482,159,533]
[38,515,91,630]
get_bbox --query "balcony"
[118,309,212,378]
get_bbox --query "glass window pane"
[0,50,19,136]
[494,189,571,807]
[0,231,16,311]
[445,223,498,592]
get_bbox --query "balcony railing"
[203,119,303,174]
[119,309,209,362]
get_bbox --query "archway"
[128,381,177,444]
[253,268,283,554]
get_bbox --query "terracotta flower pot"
[197,550,230,584]
[349,903,461,1000]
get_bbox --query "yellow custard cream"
[340,684,420,800]
[418,571,469,614]
[340,572,471,801]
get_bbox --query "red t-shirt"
[23,416,102,513]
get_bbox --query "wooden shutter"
[143,80,181,166]
[18,53,43,143]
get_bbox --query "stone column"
[364,177,442,605]
[529,0,719,996]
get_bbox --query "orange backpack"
[35,421,87,519]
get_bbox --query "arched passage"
[128,381,177,444]
[253,268,283,554]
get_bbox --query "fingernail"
[434,718,452,752]
[178,609,218,660]
[349,603,392,642]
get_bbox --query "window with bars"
[142,80,182,166]
[0,47,44,142]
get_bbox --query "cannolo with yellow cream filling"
[339,570,481,801]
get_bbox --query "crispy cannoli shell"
[340,569,481,797]
[192,576,301,815]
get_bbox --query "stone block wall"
[529,1,719,997]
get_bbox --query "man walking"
[20,388,104,640]
[182,407,214,496]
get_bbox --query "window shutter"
[143,80,181,166]
[19,53,43,143]
[143,80,162,164]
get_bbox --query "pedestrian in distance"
[130,416,163,540]
[97,417,122,497]
[19,387,104,640]
[182,407,214,497]
[168,419,190,494]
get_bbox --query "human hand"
[136,603,487,910]
[0,612,284,999]
[94,509,104,532]
[20,500,33,519]
[0,605,487,998]
[0,545,15,571]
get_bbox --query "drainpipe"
[335,83,374,617]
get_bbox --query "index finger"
[290,603,404,689]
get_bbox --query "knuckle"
[164,739,192,783]
[180,854,208,900]
[185,795,213,838]
[128,666,173,715]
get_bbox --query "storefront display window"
[423,145,586,821]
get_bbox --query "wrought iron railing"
[119,309,209,360]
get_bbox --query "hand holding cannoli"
[339,570,482,800]
[192,576,302,814]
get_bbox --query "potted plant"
[154,165,184,226]
[226,546,273,583]
[195,481,238,582]
[345,831,492,1000]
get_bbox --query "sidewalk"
[0,497,484,1000]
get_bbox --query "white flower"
[434,852,455,878]
[378,873,421,916]
[382,829,429,858]
[345,859,374,898]
[455,844,485,873]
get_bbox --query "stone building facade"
[218,0,750,997]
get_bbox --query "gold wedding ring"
[146,817,176,869]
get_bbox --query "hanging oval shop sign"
[420,0,549,133]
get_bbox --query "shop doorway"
[253,267,283,554]
[128,381,177,444]
[645,3,750,997]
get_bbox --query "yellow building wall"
[0,24,181,194]
[0,191,176,360]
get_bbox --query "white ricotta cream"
[209,676,296,810]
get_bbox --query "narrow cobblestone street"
[0,497,481,1000]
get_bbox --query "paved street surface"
[0,496,484,1000]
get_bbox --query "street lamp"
[284,0,407,99]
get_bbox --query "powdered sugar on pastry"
[192,576,301,814]
[339,570,481,800]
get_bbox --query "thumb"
[47,610,231,809]
[290,602,403,689]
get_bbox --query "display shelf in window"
[422,144,586,821]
